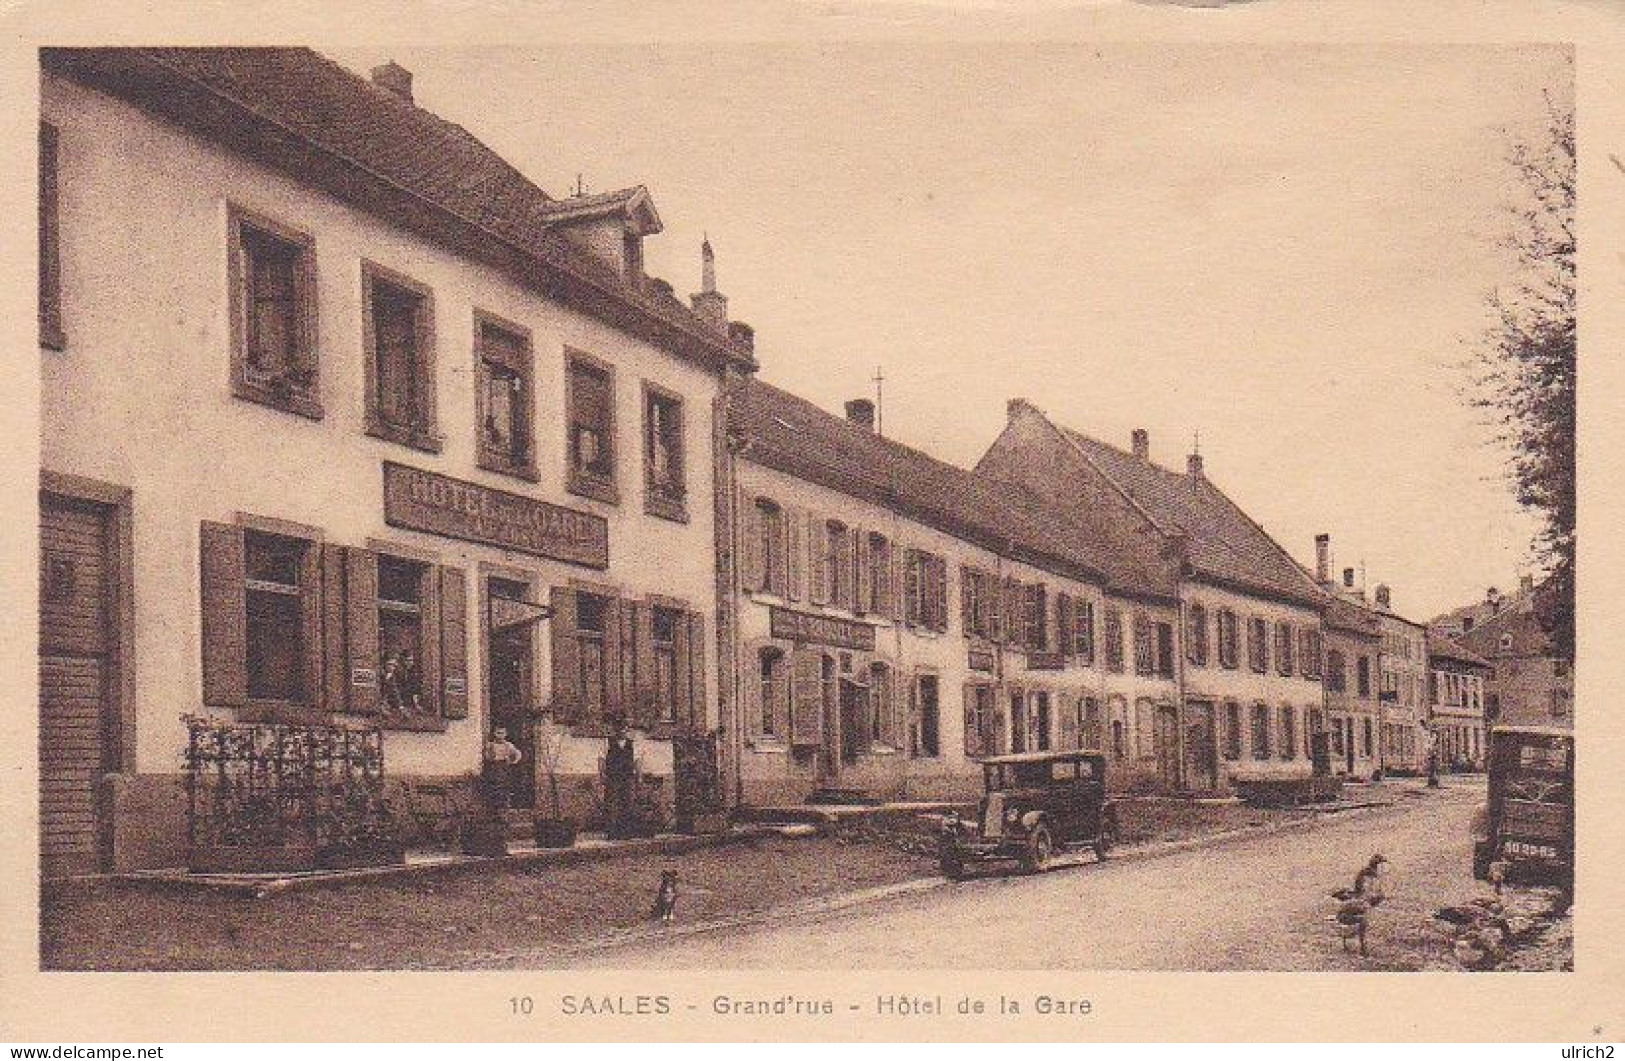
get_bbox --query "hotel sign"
[384,462,609,569]
[770,606,876,652]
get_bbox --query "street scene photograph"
[34,38,1575,976]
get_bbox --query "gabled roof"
[1428,637,1491,669]
[537,185,663,235]
[1048,425,1326,608]
[729,380,1179,602]
[42,47,752,374]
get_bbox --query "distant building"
[1430,574,1535,641]
[1452,586,1573,731]
[1427,637,1491,769]
[1373,584,1430,775]
[980,403,1328,792]
[1316,556,1383,780]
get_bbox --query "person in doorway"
[604,716,636,839]
[483,726,524,813]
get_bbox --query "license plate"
[1503,840,1559,860]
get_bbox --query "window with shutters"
[244,531,312,704]
[1104,606,1125,672]
[1326,649,1346,692]
[229,206,320,418]
[1250,702,1271,759]
[869,662,894,746]
[824,521,853,610]
[376,556,437,723]
[1275,622,1295,676]
[752,499,788,595]
[1156,621,1175,678]
[962,566,1000,641]
[567,353,617,503]
[362,262,439,451]
[652,606,681,724]
[40,123,64,351]
[905,549,947,631]
[1111,718,1127,761]
[1074,600,1096,664]
[475,313,535,480]
[1082,697,1102,751]
[1217,608,1239,669]
[867,533,892,616]
[964,682,997,758]
[643,384,686,521]
[1132,613,1154,676]
[575,592,611,720]
[1186,603,1209,666]
[1247,617,1269,673]
[1357,655,1372,698]
[1023,582,1048,651]
[1223,701,1242,760]
[912,673,940,758]
[1279,705,1296,760]
[1301,629,1322,680]
[1032,691,1052,751]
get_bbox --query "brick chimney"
[1314,534,1331,586]
[1343,567,1356,589]
[845,398,876,432]
[690,237,728,332]
[1131,428,1149,461]
[1375,584,1391,611]
[1187,452,1204,479]
[728,320,754,355]
[371,61,414,103]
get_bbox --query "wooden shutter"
[789,650,824,746]
[786,506,806,602]
[321,544,348,712]
[617,601,638,717]
[807,516,828,606]
[343,547,380,715]
[199,521,248,707]
[1056,593,1074,659]
[297,544,324,710]
[931,556,948,632]
[687,611,708,729]
[963,683,980,757]
[960,567,975,635]
[549,586,580,722]
[741,495,766,592]
[889,543,905,622]
[855,530,872,615]
[603,596,624,722]
[416,561,443,717]
[632,601,657,727]
[439,565,469,719]
[903,550,921,624]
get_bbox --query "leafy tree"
[1473,95,1574,660]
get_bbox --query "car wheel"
[1094,811,1118,862]
[1020,824,1053,874]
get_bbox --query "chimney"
[1187,452,1204,479]
[370,61,414,103]
[690,237,728,332]
[1342,567,1356,589]
[1486,586,1503,614]
[1131,428,1150,461]
[1374,583,1391,611]
[844,399,876,432]
[1314,534,1331,586]
[1519,573,1534,596]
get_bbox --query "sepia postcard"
[2,0,1622,1045]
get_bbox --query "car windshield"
[990,758,1095,788]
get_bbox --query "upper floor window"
[1132,613,1155,676]
[1247,617,1269,673]
[643,384,686,520]
[1023,582,1049,651]
[1326,649,1346,692]
[1104,607,1125,673]
[363,263,439,451]
[1186,604,1209,666]
[1156,621,1176,678]
[961,566,999,641]
[567,353,617,503]
[1357,655,1372,698]
[229,206,320,418]
[747,498,788,596]
[1217,609,1239,669]
[475,314,535,480]
[867,533,893,616]
[40,123,64,351]
[1275,622,1295,676]
[904,548,948,632]
[825,521,855,610]
[1074,599,1097,665]
[1300,628,1323,680]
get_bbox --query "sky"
[335,41,1571,621]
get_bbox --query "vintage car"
[938,750,1119,879]
[1471,724,1573,888]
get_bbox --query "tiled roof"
[43,47,751,372]
[1324,594,1382,638]
[1056,427,1326,608]
[1456,605,1555,660]
[1428,636,1491,669]
[730,380,1179,601]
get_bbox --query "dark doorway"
[1034,692,1052,751]
[1183,701,1218,790]
[487,578,536,809]
[839,678,868,765]
[1155,704,1182,790]
[1009,689,1026,752]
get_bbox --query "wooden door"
[1155,704,1182,790]
[1183,701,1217,790]
[39,492,118,877]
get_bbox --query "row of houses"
[36,48,1507,877]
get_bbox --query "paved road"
[570,780,1485,970]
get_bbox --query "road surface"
[568,780,1484,970]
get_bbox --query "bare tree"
[1474,94,1574,659]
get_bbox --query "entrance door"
[839,679,867,766]
[39,491,119,877]
[816,656,840,784]
[487,579,536,809]
[1155,704,1182,790]
[1183,701,1218,790]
